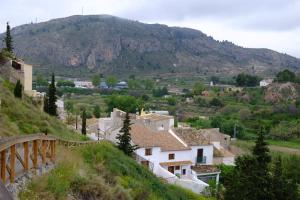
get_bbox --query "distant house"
[74,81,94,89]
[114,81,128,90]
[99,81,108,89]
[260,79,273,87]
[201,90,210,96]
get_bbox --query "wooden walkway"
[0,134,101,197]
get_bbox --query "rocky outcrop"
[1,15,300,77]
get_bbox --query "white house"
[74,81,94,88]
[97,109,232,193]
[259,79,273,87]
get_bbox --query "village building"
[259,79,273,87]
[0,59,39,97]
[114,81,128,90]
[74,81,94,88]
[97,108,235,193]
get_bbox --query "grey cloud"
[119,0,300,31]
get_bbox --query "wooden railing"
[0,134,101,185]
[0,134,56,184]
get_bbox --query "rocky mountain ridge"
[1,15,300,77]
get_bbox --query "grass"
[20,142,213,200]
[0,79,86,141]
[267,139,300,150]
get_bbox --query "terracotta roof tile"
[173,128,210,146]
[192,165,220,174]
[130,124,190,151]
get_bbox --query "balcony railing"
[196,156,206,165]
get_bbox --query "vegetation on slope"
[0,78,85,140]
[20,142,212,200]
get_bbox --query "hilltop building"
[97,108,235,193]
[0,59,39,97]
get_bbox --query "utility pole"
[233,123,237,138]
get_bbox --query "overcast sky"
[1,0,300,58]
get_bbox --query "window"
[145,148,152,156]
[182,169,186,175]
[175,166,180,170]
[168,153,175,160]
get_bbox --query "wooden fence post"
[41,140,46,165]
[1,150,6,183]
[10,145,16,183]
[33,140,38,169]
[23,142,29,172]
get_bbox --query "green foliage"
[93,105,101,118]
[166,97,177,105]
[14,80,22,98]
[269,120,300,140]
[192,81,205,95]
[56,80,75,87]
[152,86,168,97]
[106,95,139,113]
[106,75,117,87]
[187,117,211,129]
[196,97,208,107]
[235,73,260,87]
[35,74,48,87]
[211,116,244,138]
[276,69,296,83]
[209,98,223,107]
[116,112,138,156]
[91,74,101,87]
[81,109,86,135]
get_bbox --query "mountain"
[1,15,300,78]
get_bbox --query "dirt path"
[269,145,300,155]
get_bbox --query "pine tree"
[48,73,57,116]
[5,22,13,53]
[271,156,285,200]
[251,129,272,200]
[225,129,272,200]
[13,80,22,98]
[116,112,138,156]
[81,109,86,135]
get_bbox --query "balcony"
[196,156,206,165]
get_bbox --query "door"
[168,166,175,174]
[197,149,203,158]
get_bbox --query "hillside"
[0,77,85,140]
[1,15,300,78]
[20,142,211,200]
[0,76,210,200]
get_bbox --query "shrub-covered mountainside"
[1,15,300,77]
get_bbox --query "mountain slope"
[1,15,300,77]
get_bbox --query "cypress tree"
[5,22,13,53]
[81,109,86,135]
[14,80,22,98]
[116,112,138,156]
[48,73,57,116]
